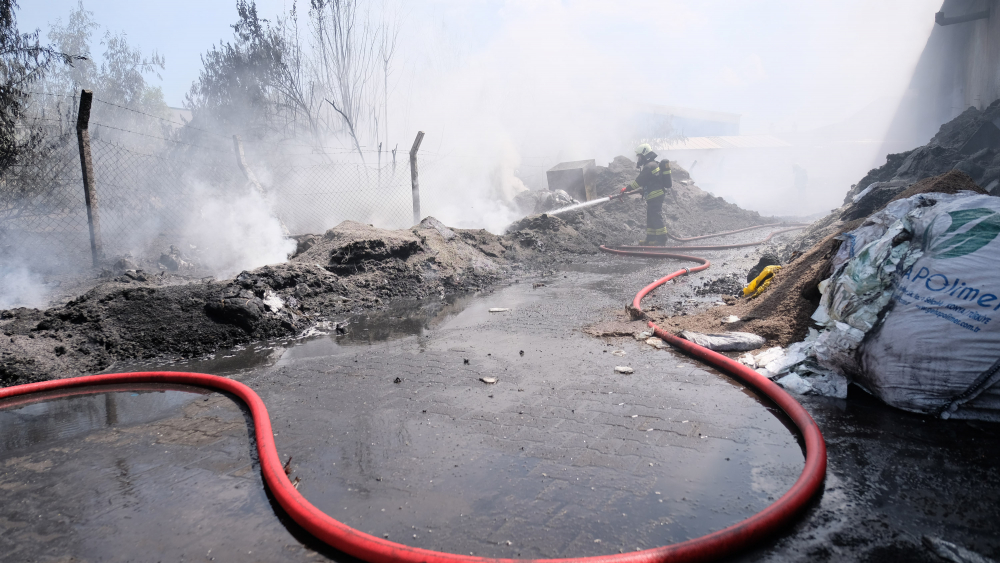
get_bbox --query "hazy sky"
[20,0,946,220]
[22,0,941,133]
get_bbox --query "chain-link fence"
[0,93,418,272]
[270,161,412,235]
[0,133,90,270]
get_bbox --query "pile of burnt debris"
[507,157,773,255]
[843,99,1000,216]
[0,154,780,387]
[12,96,1000,391]
[1,218,509,385]
[665,98,1000,344]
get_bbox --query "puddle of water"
[285,384,802,559]
[244,280,804,558]
[106,293,491,375]
[2,278,806,560]
[0,385,207,453]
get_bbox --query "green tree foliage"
[38,1,169,131]
[187,0,316,141]
[187,0,399,161]
[2,1,169,218]
[0,0,82,169]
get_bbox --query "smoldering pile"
[652,103,1000,414]
[0,218,513,386]
[504,156,775,258]
[1,155,793,387]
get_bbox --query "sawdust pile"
[659,169,990,347]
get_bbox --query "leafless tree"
[187,0,401,164]
[377,1,400,161]
[310,0,375,162]
[308,0,398,164]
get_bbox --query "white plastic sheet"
[677,330,766,351]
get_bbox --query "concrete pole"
[232,134,290,236]
[232,134,266,195]
[76,89,103,267]
[409,131,425,225]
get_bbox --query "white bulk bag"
[860,194,1000,418]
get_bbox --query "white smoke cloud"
[0,265,49,310]
[183,184,296,278]
[389,0,941,222]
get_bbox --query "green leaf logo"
[927,208,1000,259]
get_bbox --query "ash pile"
[0,218,514,386]
[662,102,1000,422]
[505,155,775,258]
[0,151,793,388]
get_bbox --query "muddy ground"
[2,250,996,563]
[0,159,777,388]
[2,145,1000,562]
[7,100,1000,389]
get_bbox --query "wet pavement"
[2,232,998,562]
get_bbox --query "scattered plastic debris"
[488,308,510,313]
[480,376,498,384]
[611,350,626,357]
[776,373,814,395]
[614,366,634,374]
[262,291,285,311]
[678,330,765,352]
[743,265,781,298]
[645,337,667,349]
[922,535,997,563]
[738,334,847,398]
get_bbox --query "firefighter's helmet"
[635,143,652,157]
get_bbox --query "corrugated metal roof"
[636,104,741,124]
[650,135,791,151]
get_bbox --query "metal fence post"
[76,89,103,266]
[409,131,425,225]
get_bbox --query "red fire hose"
[667,222,807,243]
[0,226,824,563]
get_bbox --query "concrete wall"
[959,0,1000,110]
[884,0,1000,152]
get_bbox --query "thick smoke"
[0,265,48,309]
[182,185,296,278]
[3,0,947,311]
[391,0,942,223]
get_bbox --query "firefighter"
[620,143,671,245]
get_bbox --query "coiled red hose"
[0,226,824,563]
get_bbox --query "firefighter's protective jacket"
[628,160,672,200]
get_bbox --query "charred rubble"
[2,157,780,387]
[661,100,1000,350]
